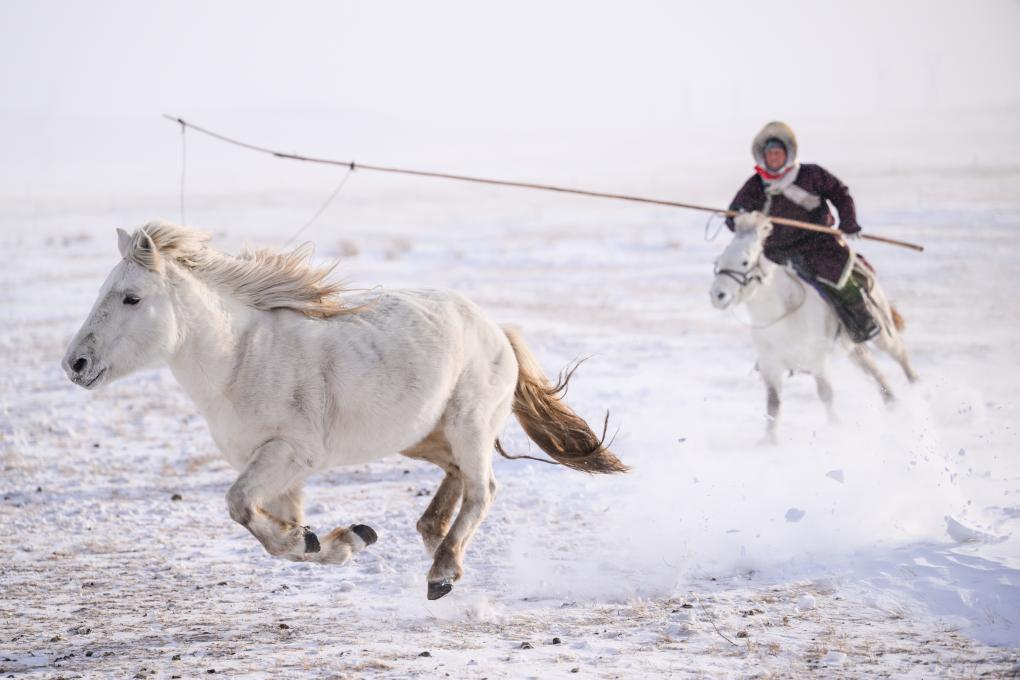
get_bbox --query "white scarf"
[762,162,821,212]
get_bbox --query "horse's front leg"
[226,439,319,560]
[815,373,838,424]
[227,440,377,564]
[761,371,782,446]
[263,485,315,563]
[308,522,378,565]
[263,485,377,565]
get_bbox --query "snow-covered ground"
[2,169,1019,677]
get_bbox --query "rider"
[726,121,879,342]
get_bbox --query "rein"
[719,263,808,330]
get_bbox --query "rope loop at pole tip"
[704,212,726,242]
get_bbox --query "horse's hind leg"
[400,428,463,555]
[887,339,919,384]
[426,421,499,600]
[875,329,919,384]
[848,345,895,404]
[867,285,919,384]
[418,472,463,555]
[422,342,515,600]
[898,351,918,384]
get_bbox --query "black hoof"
[427,580,453,600]
[350,524,377,546]
[302,527,321,553]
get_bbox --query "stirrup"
[849,319,880,343]
[822,289,880,343]
[840,301,880,343]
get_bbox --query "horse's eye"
[742,260,749,266]
[123,294,141,306]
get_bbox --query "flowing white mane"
[129,221,352,318]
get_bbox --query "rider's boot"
[824,273,880,343]
[790,257,880,344]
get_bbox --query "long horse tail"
[496,326,628,474]
[890,306,906,332]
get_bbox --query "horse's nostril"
[72,357,88,373]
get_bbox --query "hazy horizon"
[2,1,1018,204]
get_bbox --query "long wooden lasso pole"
[163,115,924,253]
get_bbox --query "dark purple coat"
[726,164,859,285]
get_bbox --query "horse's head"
[709,211,773,309]
[62,227,182,390]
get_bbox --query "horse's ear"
[117,228,132,258]
[734,212,761,232]
[742,211,773,235]
[129,230,164,272]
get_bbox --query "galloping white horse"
[63,222,626,599]
[709,212,918,443]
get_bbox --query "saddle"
[791,256,880,343]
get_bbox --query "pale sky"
[2,1,1018,197]
[4,1,1018,120]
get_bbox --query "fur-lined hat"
[752,121,798,170]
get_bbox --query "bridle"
[713,261,764,288]
[713,229,809,329]
[715,256,809,330]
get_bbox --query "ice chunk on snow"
[825,469,845,483]
[672,608,696,623]
[4,654,48,669]
[797,594,816,610]
[821,650,847,665]
[666,621,697,637]
[785,507,806,522]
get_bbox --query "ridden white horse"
[709,212,918,443]
[63,222,626,599]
